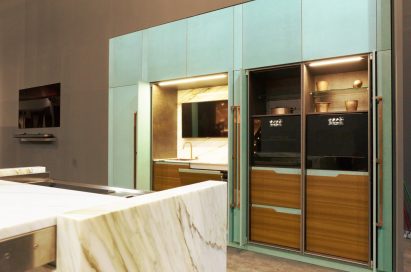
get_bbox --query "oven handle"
[376,96,383,228]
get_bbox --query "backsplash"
[177,86,229,164]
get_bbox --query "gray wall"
[0,0,245,185]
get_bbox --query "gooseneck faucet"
[183,142,194,160]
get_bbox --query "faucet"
[183,142,195,160]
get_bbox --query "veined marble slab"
[0,180,125,241]
[57,181,227,272]
[0,166,46,177]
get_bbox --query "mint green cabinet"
[145,20,187,82]
[108,85,138,189]
[187,8,234,76]
[242,0,302,69]
[109,32,142,87]
[302,0,376,60]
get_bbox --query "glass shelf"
[310,87,368,97]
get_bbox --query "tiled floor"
[227,247,339,272]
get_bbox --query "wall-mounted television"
[182,100,228,138]
[18,83,61,128]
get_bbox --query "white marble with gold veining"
[0,180,125,241]
[57,181,227,272]
[0,166,46,177]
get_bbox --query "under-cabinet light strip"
[308,56,363,67]
[158,74,227,86]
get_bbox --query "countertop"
[153,159,228,171]
[0,180,126,241]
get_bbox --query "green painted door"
[109,32,142,88]
[302,0,376,61]
[109,85,138,189]
[145,20,187,82]
[242,0,302,69]
[187,8,234,76]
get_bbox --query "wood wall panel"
[251,169,300,209]
[250,206,300,250]
[306,174,369,263]
[179,171,223,186]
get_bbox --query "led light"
[308,56,363,67]
[158,74,227,86]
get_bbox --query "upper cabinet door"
[145,20,187,82]
[187,8,234,76]
[302,0,376,61]
[109,32,142,88]
[242,0,302,69]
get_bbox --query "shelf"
[14,133,56,143]
[251,113,301,118]
[310,87,368,97]
[306,110,368,115]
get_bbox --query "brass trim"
[376,96,384,228]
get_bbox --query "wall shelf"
[310,87,368,97]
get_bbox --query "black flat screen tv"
[182,100,228,138]
[18,83,60,128]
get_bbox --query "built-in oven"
[252,115,301,167]
[306,112,368,171]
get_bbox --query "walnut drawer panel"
[250,206,300,250]
[251,169,301,209]
[306,173,369,263]
[152,162,189,191]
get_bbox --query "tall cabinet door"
[302,0,376,60]
[144,20,187,82]
[242,0,302,69]
[187,8,234,76]
[109,85,138,189]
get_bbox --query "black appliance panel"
[306,112,368,171]
[253,115,301,167]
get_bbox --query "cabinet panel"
[251,169,300,209]
[302,0,376,60]
[250,206,300,250]
[109,32,142,87]
[243,0,302,69]
[187,8,234,76]
[146,20,187,82]
[306,173,369,262]
[179,170,223,186]
[152,162,189,191]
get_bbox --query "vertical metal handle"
[230,106,241,209]
[376,96,383,228]
[134,112,138,189]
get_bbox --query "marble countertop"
[0,180,127,241]
[154,159,228,171]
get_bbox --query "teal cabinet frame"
[144,20,187,82]
[187,8,234,76]
[109,32,142,88]
[242,0,302,69]
[302,0,376,60]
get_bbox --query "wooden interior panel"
[179,171,223,186]
[152,162,189,191]
[251,169,300,209]
[250,206,300,250]
[306,174,369,263]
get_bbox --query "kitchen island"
[0,180,227,271]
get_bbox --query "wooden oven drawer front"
[306,172,369,263]
[250,206,300,250]
[153,162,189,191]
[251,168,301,209]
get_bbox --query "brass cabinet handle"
[134,112,138,189]
[230,106,240,208]
[376,96,383,228]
